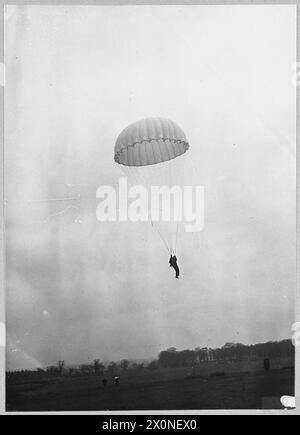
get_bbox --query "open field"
[6,359,294,411]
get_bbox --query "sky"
[4,5,296,370]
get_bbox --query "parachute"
[114,117,189,254]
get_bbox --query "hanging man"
[169,254,180,279]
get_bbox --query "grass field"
[6,359,294,411]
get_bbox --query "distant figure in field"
[264,358,271,372]
[102,378,107,387]
[169,254,180,279]
[114,376,120,385]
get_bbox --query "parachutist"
[169,254,180,279]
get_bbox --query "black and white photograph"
[3,3,297,412]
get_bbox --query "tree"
[57,360,65,376]
[93,359,104,376]
[166,347,177,353]
[46,365,58,376]
[36,368,45,377]
[136,363,144,372]
[147,360,159,371]
[120,359,129,371]
[107,361,117,374]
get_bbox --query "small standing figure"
[169,254,180,279]
[264,358,271,372]
[114,376,120,385]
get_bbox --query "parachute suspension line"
[151,218,171,254]
[173,185,181,255]
[173,154,187,254]
[126,166,138,187]
[174,219,179,255]
[123,164,171,254]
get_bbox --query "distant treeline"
[158,340,294,368]
[6,358,157,379]
[6,339,294,379]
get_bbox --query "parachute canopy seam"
[114,139,189,164]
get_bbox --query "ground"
[6,359,294,411]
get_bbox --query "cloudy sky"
[5,5,296,370]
